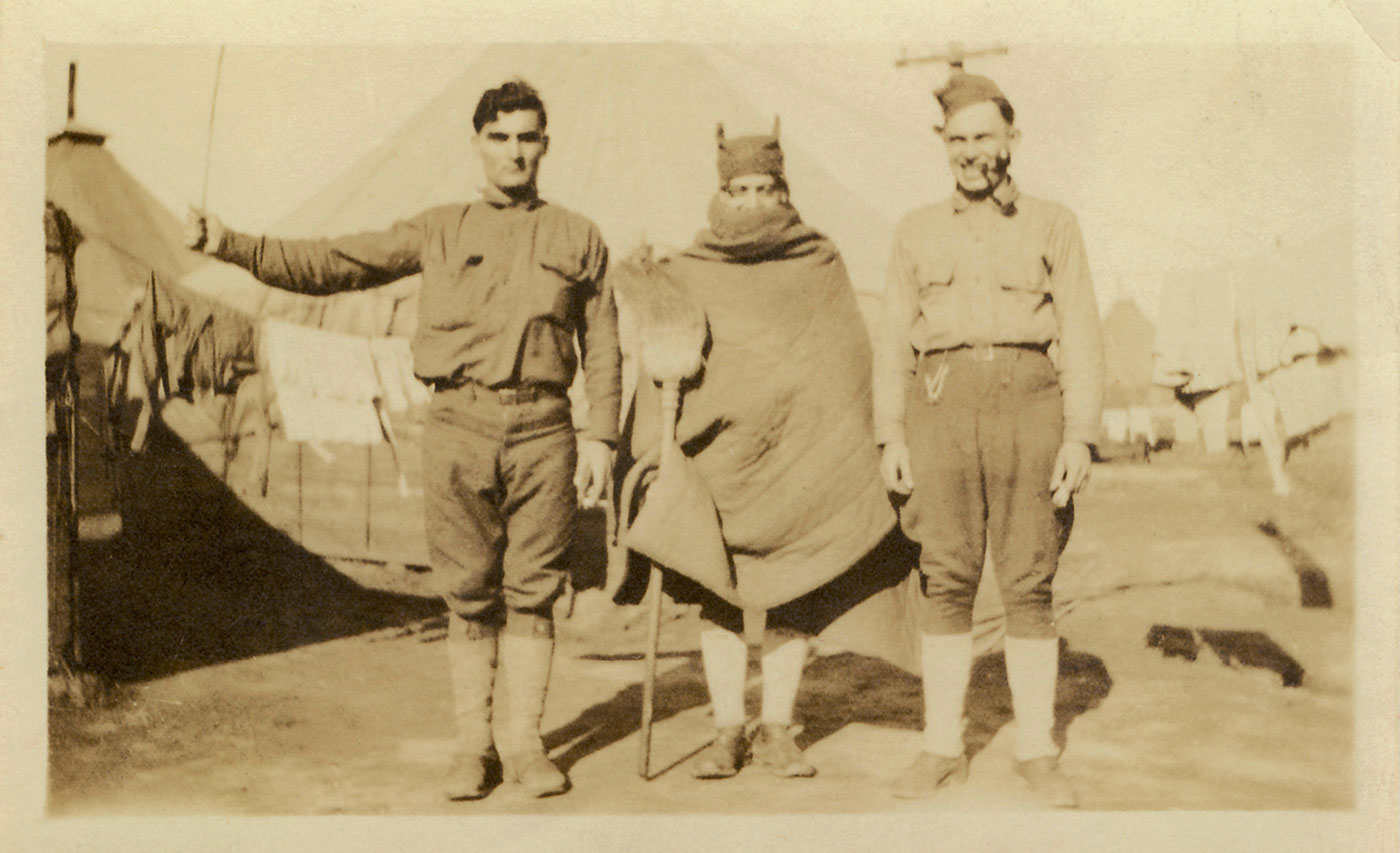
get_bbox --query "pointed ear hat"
[715,117,784,183]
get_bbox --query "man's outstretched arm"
[186,207,432,295]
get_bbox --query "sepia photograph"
[3,0,1397,849]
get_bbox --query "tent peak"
[49,121,107,146]
[53,62,107,145]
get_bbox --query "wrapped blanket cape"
[627,203,898,614]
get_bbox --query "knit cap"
[716,118,784,183]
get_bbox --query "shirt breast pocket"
[535,249,590,323]
[915,255,956,301]
[997,254,1051,307]
[420,253,486,331]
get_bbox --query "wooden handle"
[659,381,679,470]
[639,563,664,778]
[639,379,681,778]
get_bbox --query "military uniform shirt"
[874,179,1105,447]
[216,187,621,444]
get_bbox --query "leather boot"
[692,725,748,779]
[890,751,969,799]
[497,631,569,797]
[751,723,816,778]
[444,615,500,800]
[1015,756,1079,809]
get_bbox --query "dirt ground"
[47,415,1354,817]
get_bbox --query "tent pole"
[200,46,226,211]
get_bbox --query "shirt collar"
[481,183,544,210]
[952,176,1019,215]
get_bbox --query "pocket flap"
[916,254,955,287]
[998,254,1049,292]
[537,248,588,283]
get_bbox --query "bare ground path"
[49,417,1354,814]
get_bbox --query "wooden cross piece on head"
[895,41,1009,76]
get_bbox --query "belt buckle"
[498,385,543,405]
[971,343,995,362]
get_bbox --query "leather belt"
[417,374,566,405]
[923,342,1049,362]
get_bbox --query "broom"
[611,244,708,778]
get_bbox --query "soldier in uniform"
[874,71,1104,807]
[186,80,621,801]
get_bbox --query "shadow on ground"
[793,643,1113,758]
[540,642,1113,777]
[73,418,444,682]
[544,652,711,777]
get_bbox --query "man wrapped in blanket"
[625,122,903,779]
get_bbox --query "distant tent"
[1152,238,1353,454]
[1098,298,1162,448]
[1102,298,1157,408]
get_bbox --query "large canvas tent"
[45,131,408,392]
[273,43,945,299]
[45,125,433,571]
[48,134,202,351]
[46,128,221,675]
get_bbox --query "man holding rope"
[874,71,1104,807]
[186,80,621,801]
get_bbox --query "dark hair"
[991,97,1016,126]
[473,80,547,132]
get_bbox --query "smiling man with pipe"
[874,71,1104,807]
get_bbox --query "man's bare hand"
[1049,441,1092,508]
[184,207,225,253]
[880,441,915,495]
[574,438,614,509]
